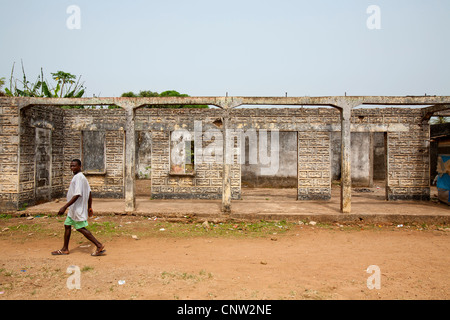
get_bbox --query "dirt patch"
[0,215,449,300]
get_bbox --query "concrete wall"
[136,108,241,200]
[136,130,152,179]
[331,131,386,186]
[0,100,19,210]
[241,131,297,188]
[64,108,126,198]
[241,130,386,188]
[20,106,65,208]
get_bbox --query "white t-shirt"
[67,172,91,221]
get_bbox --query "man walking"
[51,159,105,256]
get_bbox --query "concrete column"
[340,107,352,213]
[222,110,231,213]
[384,132,389,201]
[369,132,374,188]
[124,107,136,212]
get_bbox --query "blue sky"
[0,0,449,98]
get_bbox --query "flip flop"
[51,249,69,255]
[91,245,106,256]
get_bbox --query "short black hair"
[71,159,82,166]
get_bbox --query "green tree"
[159,90,188,98]
[4,61,85,99]
[121,91,137,97]
[137,90,159,97]
[49,71,84,98]
[4,62,44,97]
[120,89,208,108]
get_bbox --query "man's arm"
[88,191,92,209]
[88,192,94,217]
[58,195,80,215]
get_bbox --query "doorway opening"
[331,131,387,201]
[241,131,298,201]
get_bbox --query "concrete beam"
[12,95,450,111]
[421,104,450,121]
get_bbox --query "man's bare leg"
[63,224,71,251]
[51,225,71,255]
[77,227,105,255]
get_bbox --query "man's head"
[70,159,82,174]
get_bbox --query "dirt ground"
[0,213,449,300]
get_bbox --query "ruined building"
[0,96,448,213]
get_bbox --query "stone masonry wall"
[19,106,65,208]
[0,99,20,210]
[0,97,433,210]
[64,109,126,198]
[136,108,241,200]
[231,107,335,200]
[352,108,430,200]
[298,131,331,200]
